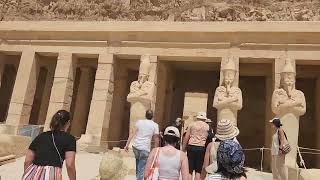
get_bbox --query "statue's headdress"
[281,57,295,74]
[221,56,237,72]
[139,55,151,75]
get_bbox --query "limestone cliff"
[1,0,320,21]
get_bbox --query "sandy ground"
[0,152,103,180]
[0,152,272,180]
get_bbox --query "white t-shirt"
[133,119,159,152]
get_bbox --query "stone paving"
[0,152,272,180]
[0,152,103,180]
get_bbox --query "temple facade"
[0,21,320,169]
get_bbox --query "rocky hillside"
[1,0,320,21]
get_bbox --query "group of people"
[21,109,289,180]
[124,110,247,180]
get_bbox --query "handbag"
[278,130,291,154]
[147,148,160,180]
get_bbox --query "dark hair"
[145,110,153,120]
[50,110,70,131]
[217,165,247,179]
[163,134,180,146]
[272,118,283,128]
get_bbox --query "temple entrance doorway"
[155,60,220,132]
[296,63,320,169]
[238,61,273,170]
[0,54,20,123]
[69,57,97,139]
[108,57,139,149]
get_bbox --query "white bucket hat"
[215,119,239,141]
[196,111,207,120]
[164,126,180,138]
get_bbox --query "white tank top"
[158,149,181,180]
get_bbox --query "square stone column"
[0,53,6,88]
[316,77,320,167]
[149,56,158,111]
[44,52,76,131]
[5,49,38,134]
[77,53,114,149]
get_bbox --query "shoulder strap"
[52,132,63,167]
[150,148,160,168]
[278,129,288,144]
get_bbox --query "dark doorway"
[238,76,267,169]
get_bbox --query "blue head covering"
[217,139,245,174]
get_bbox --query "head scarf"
[217,140,245,174]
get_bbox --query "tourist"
[144,126,189,180]
[202,119,240,179]
[182,111,209,180]
[22,110,76,180]
[173,117,183,132]
[124,109,160,180]
[270,118,288,180]
[205,118,215,148]
[204,139,246,180]
[160,118,183,149]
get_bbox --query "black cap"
[269,118,283,127]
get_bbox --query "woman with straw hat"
[201,119,240,179]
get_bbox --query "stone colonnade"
[1,22,320,171]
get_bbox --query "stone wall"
[1,0,320,21]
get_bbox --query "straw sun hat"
[215,119,239,141]
[196,111,207,120]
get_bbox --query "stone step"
[0,154,16,166]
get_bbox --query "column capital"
[98,53,114,64]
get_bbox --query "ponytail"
[50,110,70,131]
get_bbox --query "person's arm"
[180,151,189,180]
[152,134,160,148]
[125,127,138,152]
[240,176,247,180]
[279,128,286,148]
[152,123,160,148]
[182,127,191,152]
[144,148,157,180]
[24,149,35,171]
[65,151,76,180]
[201,143,212,179]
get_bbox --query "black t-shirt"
[29,131,76,168]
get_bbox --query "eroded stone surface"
[213,56,242,125]
[98,148,135,180]
[2,0,320,21]
[271,57,306,170]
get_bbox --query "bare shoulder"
[180,150,187,158]
[150,147,159,156]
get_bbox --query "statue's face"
[138,74,148,84]
[282,73,295,87]
[223,70,236,86]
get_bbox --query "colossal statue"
[127,55,156,139]
[213,56,242,125]
[127,55,154,104]
[271,57,306,168]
